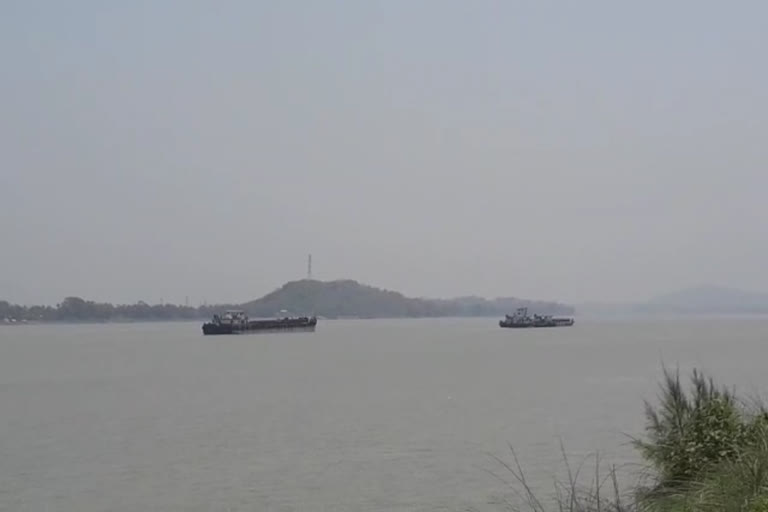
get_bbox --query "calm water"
[1,317,767,511]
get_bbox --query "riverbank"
[500,367,768,511]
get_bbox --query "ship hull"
[499,321,533,328]
[202,317,317,335]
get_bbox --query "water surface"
[1,317,767,511]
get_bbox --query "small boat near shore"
[202,310,317,335]
[499,307,574,329]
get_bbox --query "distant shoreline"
[1,318,204,326]
[1,314,515,327]
[1,279,574,325]
[8,312,768,328]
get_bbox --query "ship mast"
[307,253,315,318]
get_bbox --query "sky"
[2,1,767,305]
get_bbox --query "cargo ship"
[202,310,317,335]
[499,307,574,328]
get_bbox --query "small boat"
[202,310,317,335]
[499,307,574,328]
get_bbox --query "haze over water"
[2,317,768,512]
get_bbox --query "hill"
[240,279,573,319]
[1,280,573,323]
[640,285,768,314]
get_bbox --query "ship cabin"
[212,310,249,326]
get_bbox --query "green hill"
[240,279,573,319]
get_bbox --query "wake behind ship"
[202,310,317,335]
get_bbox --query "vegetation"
[488,446,635,512]
[1,279,572,323]
[496,367,768,512]
[0,296,228,323]
[241,279,573,319]
[635,368,768,490]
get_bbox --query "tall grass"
[642,433,768,512]
[491,367,768,512]
[486,443,639,512]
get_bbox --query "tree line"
[0,297,230,323]
[1,280,575,323]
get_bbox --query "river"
[1,316,767,511]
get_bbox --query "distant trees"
[0,280,574,323]
[0,297,209,323]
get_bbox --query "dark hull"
[499,319,574,328]
[203,317,317,335]
[499,321,532,328]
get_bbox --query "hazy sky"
[2,1,767,305]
